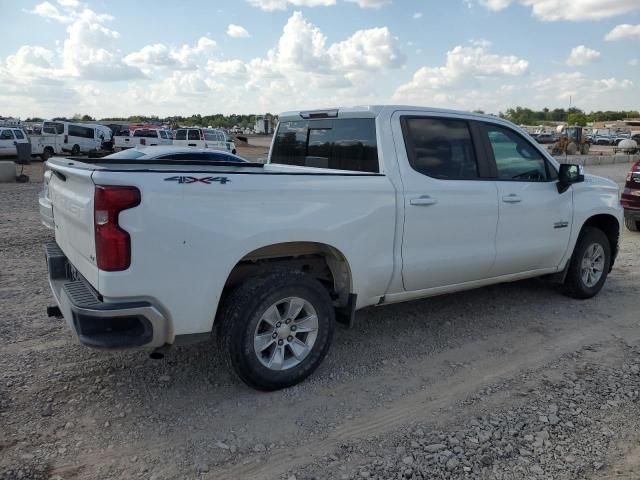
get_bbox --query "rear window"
[270,119,379,173]
[175,129,187,140]
[133,129,159,138]
[43,122,64,134]
[188,129,201,140]
[204,131,218,142]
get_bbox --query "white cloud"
[246,0,387,9]
[476,0,640,21]
[57,0,79,6]
[124,37,217,70]
[27,1,73,23]
[629,58,639,66]
[60,8,144,81]
[246,0,335,11]
[393,43,528,104]
[345,0,389,7]
[328,27,405,70]
[207,59,248,79]
[413,12,423,19]
[227,24,251,38]
[605,24,640,41]
[531,72,633,105]
[5,46,56,81]
[566,45,601,67]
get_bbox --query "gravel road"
[1,162,639,480]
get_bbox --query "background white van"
[173,128,236,154]
[42,121,113,155]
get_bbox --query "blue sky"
[0,0,638,118]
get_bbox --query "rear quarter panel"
[94,170,397,339]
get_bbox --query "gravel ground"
[0,161,639,480]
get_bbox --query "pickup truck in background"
[113,127,173,150]
[29,132,64,160]
[41,106,623,391]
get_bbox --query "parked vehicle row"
[41,105,623,391]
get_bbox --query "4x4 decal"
[164,176,230,184]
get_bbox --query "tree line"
[498,107,640,126]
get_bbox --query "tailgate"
[48,162,99,288]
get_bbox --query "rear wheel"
[562,227,611,299]
[625,215,640,232]
[216,270,335,390]
[71,144,80,156]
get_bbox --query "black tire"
[216,270,335,391]
[71,144,80,156]
[562,227,611,299]
[625,215,640,232]
[41,147,54,161]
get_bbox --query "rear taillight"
[627,159,640,182]
[64,134,68,144]
[94,186,141,271]
[140,138,146,145]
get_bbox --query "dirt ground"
[1,162,639,480]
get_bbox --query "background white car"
[0,127,30,158]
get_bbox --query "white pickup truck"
[41,106,623,390]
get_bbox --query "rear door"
[392,112,499,291]
[479,122,572,276]
[187,129,201,147]
[0,129,17,157]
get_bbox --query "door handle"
[188,143,197,147]
[502,194,522,204]
[410,195,438,206]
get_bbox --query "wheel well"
[223,242,352,307]
[582,214,620,267]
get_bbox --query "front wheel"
[562,227,611,299]
[216,270,335,390]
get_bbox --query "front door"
[393,113,499,291]
[479,123,573,276]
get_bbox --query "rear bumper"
[45,242,169,349]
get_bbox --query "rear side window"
[175,129,187,140]
[204,131,218,141]
[43,122,64,134]
[401,117,479,180]
[188,129,200,140]
[13,130,25,139]
[271,119,378,173]
[68,125,94,139]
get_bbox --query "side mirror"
[557,163,584,193]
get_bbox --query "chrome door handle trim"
[410,195,438,206]
[502,194,522,203]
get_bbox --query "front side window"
[159,130,167,139]
[13,130,25,139]
[401,117,479,180]
[188,129,200,140]
[0,129,14,140]
[483,124,552,182]
[271,118,378,173]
